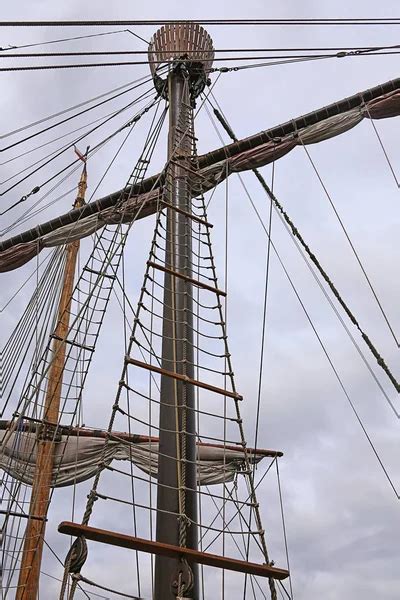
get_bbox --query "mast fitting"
[148,22,214,101]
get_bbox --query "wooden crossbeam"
[125,356,242,400]
[50,334,94,353]
[0,419,283,457]
[147,260,226,296]
[83,266,116,280]
[58,522,289,581]
[159,198,213,227]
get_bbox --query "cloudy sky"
[1,1,400,599]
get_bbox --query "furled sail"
[0,81,399,273]
[0,430,270,487]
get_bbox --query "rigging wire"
[203,97,280,598]
[0,98,169,596]
[365,105,400,188]
[71,574,145,599]
[1,18,400,26]
[2,97,167,516]
[0,74,152,140]
[210,49,400,73]
[0,101,131,168]
[0,73,155,153]
[3,43,400,55]
[0,85,155,189]
[204,92,400,396]
[0,91,158,215]
[0,27,143,52]
[0,49,398,72]
[0,247,54,311]
[300,141,400,347]
[240,174,400,500]
[276,460,294,600]
[201,96,400,502]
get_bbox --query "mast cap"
[148,22,214,99]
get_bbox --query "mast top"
[148,22,214,99]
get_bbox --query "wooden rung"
[175,126,198,140]
[125,357,242,400]
[58,522,289,581]
[147,261,226,297]
[83,266,116,280]
[0,510,47,522]
[159,199,213,228]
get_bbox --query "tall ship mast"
[1,17,399,600]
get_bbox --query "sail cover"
[0,431,264,488]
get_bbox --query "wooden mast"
[148,23,215,600]
[16,155,88,600]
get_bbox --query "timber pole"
[155,66,199,600]
[16,159,88,600]
[149,23,214,600]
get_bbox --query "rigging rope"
[299,140,400,348]
[205,100,400,393]
[201,96,400,505]
[1,90,158,215]
[0,18,400,26]
[0,28,143,52]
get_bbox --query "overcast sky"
[1,1,400,599]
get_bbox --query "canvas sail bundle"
[0,430,265,488]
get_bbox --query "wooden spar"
[16,161,87,600]
[58,522,290,580]
[147,260,227,296]
[125,356,240,398]
[0,419,283,457]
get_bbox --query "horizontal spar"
[58,522,290,580]
[0,419,283,457]
[1,75,399,256]
[147,260,226,295]
[125,356,242,400]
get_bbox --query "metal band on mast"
[149,23,214,600]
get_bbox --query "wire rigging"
[0,48,398,72]
[1,18,400,26]
[0,74,151,140]
[300,141,400,348]
[204,94,400,393]
[201,93,400,503]
[0,28,142,52]
[0,89,158,216]
[0,73,155,153]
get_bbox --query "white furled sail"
[0,431,265,487]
